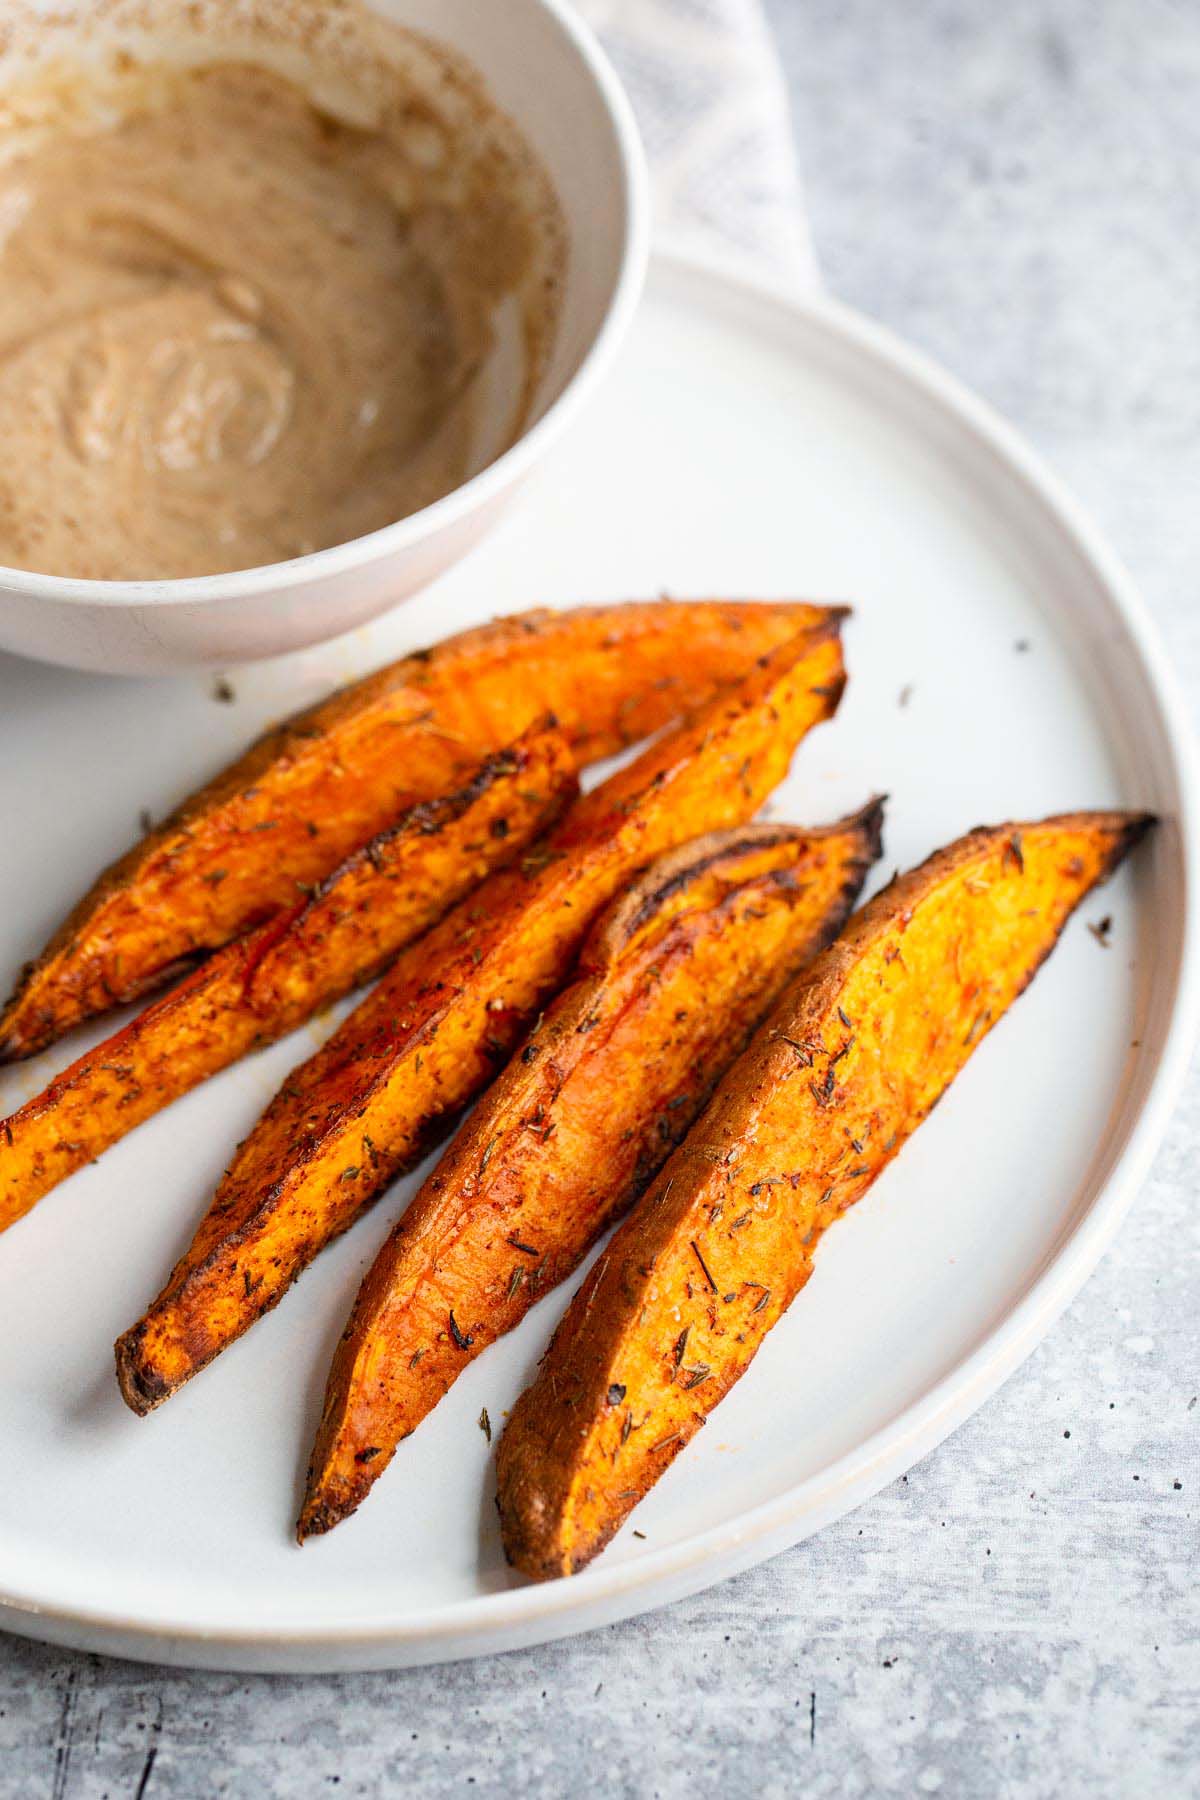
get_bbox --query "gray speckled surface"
[3,2,1199,1793]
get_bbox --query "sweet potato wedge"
[0,601,835,1062]
[0,725,574,1235]
[114,624,847,1414]
[496,809,1151,1580]
[298,803,884,1539]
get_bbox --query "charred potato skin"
[113,625,848,1415]
[496,810,1152,1581]
[297,802,884,1539]
[0,602,835,1061]
[0,727,575,1235]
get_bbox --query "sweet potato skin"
[496,810,1152,1580]
[0,601,835,1061]
[114,625,848,1414]
[0,726,575,1235]
[298,803,884,1539]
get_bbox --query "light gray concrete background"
[2,1,1198,1793]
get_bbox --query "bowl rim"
[0,0,651,608]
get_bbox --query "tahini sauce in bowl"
[0,13,565,578]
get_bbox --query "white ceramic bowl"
[0,0,649,675]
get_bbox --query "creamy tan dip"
[0,53,564,578]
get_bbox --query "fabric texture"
[575,0,820,288]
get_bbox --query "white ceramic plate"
[0,256,1195,1672]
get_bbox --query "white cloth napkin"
[575,0,819,290]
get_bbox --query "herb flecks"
[810,1068,837,1108]
[690,1239,718,1293]
[448,1310,474,1351]
[478,1407,492,1443]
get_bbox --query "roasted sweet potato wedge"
[114,624,847,1413]
[496,809,1152,1580]
[0,601,835,1061]
[298,803,884,1539]
[0,725,574,1235]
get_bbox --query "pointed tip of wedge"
[113,1325,169,1417]
[849,794,888,864]
[1101,808,1157,880]
[296,1487,349,1544]
[1121,808,1158,843]
[0,1007,34,1065]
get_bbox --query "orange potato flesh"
[0,601,834,1062]
[297,804,884,1539]
[114,625,847,1414]
[0,726,575,1235]
[495,810,1152,1580]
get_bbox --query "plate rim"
[2,248,1197,1671]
